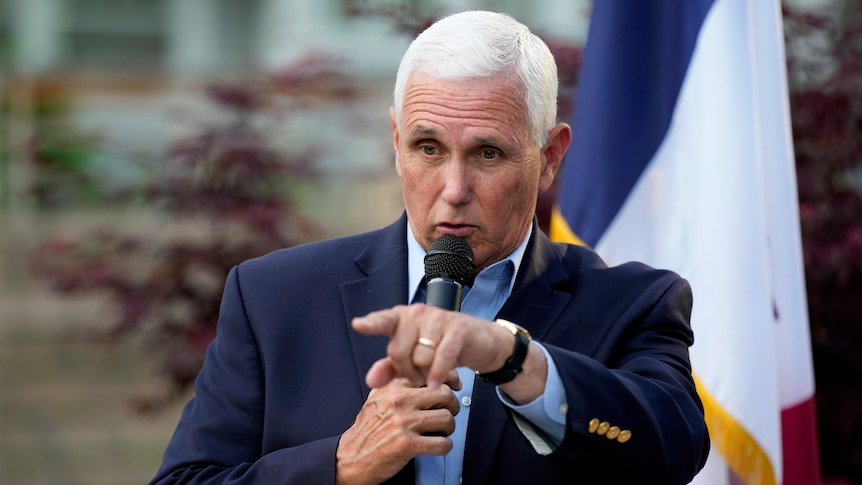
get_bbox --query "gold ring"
[417,337,437,349]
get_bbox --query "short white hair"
[393,11,559,147]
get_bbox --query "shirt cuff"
[496,342,567,449]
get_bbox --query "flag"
[550,1,821,483]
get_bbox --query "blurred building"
[0,0,589,233]
[2,0,588,76]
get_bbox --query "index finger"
[352,306,407,337]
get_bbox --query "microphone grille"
[424,235,474,285]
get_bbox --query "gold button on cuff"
[617,430,632,443]
[588,418,599,434]
[606,426,621,440]
[597,421,610,436]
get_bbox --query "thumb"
[366,358,399,388]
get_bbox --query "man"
[151,10,709,485]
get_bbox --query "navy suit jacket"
[151,214,709,484]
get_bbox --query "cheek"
[399,162,436,206]
[399,161,426,189]
[508,183,532,212]
[502,169,535,205]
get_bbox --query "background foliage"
[29,54,354,413]
[785,2,862,481]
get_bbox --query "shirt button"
[461,396,472,407]
[559,403,569,416]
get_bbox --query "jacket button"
[597,421,610,436]
[588,418,599,433]
[606,426,621,440]
[617,430,632,443]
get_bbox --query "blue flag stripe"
[558,0,716,247]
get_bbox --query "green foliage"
[25,83,105,208]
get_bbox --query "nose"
[440,158,472,206]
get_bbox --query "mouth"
[436,223,476,238]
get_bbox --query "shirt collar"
[406,222,532,302]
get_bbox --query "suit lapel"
[498,228,572,339]
[463,228,572,484]
[341,215,410,396]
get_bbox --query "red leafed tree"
[784,2,862,482]
[30,54,355,413]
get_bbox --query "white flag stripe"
[747,0,816,408]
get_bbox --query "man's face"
[391,71,565,272]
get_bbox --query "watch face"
[495,319,530,338]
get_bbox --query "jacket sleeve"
[545,270,709,484]
[149,266,340,485]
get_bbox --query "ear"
[390,107,402,176]
[538,122,572,192]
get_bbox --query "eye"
[421,145,437,156]
[480,148,501,160]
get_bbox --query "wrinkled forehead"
[398,72,532,139]
[401,67,523,104]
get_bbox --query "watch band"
[475,319,531,385]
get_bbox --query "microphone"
[423,235,474,311]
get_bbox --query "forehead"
[400,72,530,139]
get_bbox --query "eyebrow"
[406,126,504,147]
[473,136,501,146]
[408,126,438,138]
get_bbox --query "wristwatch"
[475,319,532,385]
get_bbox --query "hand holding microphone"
[353,235,510,389]
[338,236,474,483]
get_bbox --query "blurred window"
[66,0,167,73]
[63,0,260,75]
[0,0,12,68]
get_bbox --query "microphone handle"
[425,277,463,312]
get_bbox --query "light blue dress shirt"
[407,227,567,485]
